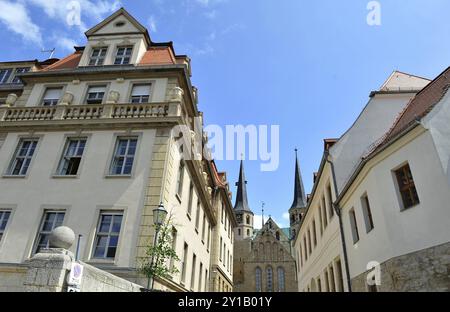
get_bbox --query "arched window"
[266,266,273,292]
[246,215,250,225]
[277,267,285,292]
[255,267,262,292]
[238,228,241,236]
[275,231,280,241]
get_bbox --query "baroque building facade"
[0,8,236,292]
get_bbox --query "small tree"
[139,214,180,289]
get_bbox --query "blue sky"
[1,0,450,228]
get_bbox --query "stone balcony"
[0,102,183,127]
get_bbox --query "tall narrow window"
[12,67,30,83]
[86,86,106,104]
[349,208,360,244]
[324,270,330,292]
[394,164,420,210]
[322,196,328,225]
[114,46,133,65]
[205,269,208,292]
[207,224,211,251]
[277,267,285,292]
[93,212,123,259]
[307,228,312,254]
[361,194,375,232]
[42,87,63,106]
[201,213,206,242]
[57,138,86,176]
[335,259,344,292]
[190,253,197,291]
[195,201,201,232]
[318,203,323,235]
[181,243,188,284]
[255,267,262,292]
[198,263,203,292]
[89,48,107,66]
[0,210,12,242]
[33,211,65,255]
[0,69,12,84]
[130,84,151,103]
[219,237,223,262]
[266,266,273,292]
[327,184,334,218]
[329,266,336,292]
[170,227,177,270]
[312,220,317,246]
[110,137,137,175]
[187,183,194,216]
[8,138,38,176]
[176,161,185,198]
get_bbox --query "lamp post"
[147,202,168,290]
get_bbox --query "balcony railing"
[0,102,182,123]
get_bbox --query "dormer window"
[42,87,63,106]
[86,86,106,104]
[0,69,12,84]
[12,68,30,83]
[89,48,107,66]
[114,46,133,65]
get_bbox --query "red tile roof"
[138,47,176,65]
[43,51,83,71]
[367,67,450,157]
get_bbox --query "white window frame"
[89,47,108,66]
[130,84,152,103]
[12,67,30,84]
[33,211,65,255]
[109,137,138,176]
[114,46,133,65]
[7,138,39,176]
[0,68,12,84]
[56,138,87,176]
[92,211,124,260]
[0,210,12,243]
[86,85,106,104]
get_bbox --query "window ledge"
[105,174,133,179]
[52,175,79,179]
[2,175,26,179]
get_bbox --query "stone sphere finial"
[49,226,76,249]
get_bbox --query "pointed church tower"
[289,149,307,239]
[234,160,254,240]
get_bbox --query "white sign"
[67,262,84,286]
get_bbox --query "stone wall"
[6,248,142,292]
[351,242,450,292]
[0,264,27,292]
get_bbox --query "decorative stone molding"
[106,90,120,104]
[169,87,184,102]
[116,78,125,83]
[5,94,18,107]
[60,92,74,105]
[72,80,80,85]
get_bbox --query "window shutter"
[88,86,106,93]
[43,88,62,99]
[131,84,151,96]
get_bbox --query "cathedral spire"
[290,149,307,210]
[234,160,252,212]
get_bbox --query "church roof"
[290,150,307,211]
[234,160,253,213]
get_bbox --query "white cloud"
[253,214,286,230]
[53,35,79,52]
[282,212,290,220]
[204,10,216,19]
[26,0,122,31]
[147,15,157,33]
[0,0,42,45]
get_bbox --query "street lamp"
[148,202,168,290]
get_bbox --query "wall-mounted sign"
[67,262,84,286]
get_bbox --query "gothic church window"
[266,266,273,292]
[255,267,262,292]
[277,267,285,292]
